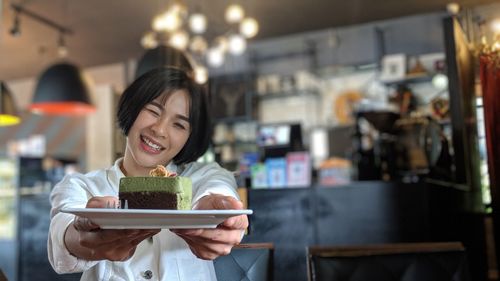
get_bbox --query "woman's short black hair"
[117,66,211,165]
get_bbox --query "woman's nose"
[151,118,168,138]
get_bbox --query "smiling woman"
[47,67,249,281]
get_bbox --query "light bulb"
[189,35,208,54]
[240,17,259,38]
[153,11,181,32]
[214,36,229,53]
[228,34,246,55]
[207,47,225,67]
[225,4,244,23]
[141,31,158,49]
[432,73,448,90]
[189,13,207,34]
[493,40,500,52]
[194,65,208,84]
[57,34,68,58]
[58,45,68,58]
[169,30,189,50]
[446,3,460,15]
[170,2,187,17]
[491,18,500,34]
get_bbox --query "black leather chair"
[307,242,470,281]
[214,243,274,281]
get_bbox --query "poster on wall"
[209,74,255,120]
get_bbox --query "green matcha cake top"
[118,165,192,210]
[119,176,192,193]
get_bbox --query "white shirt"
[48,159,239,281]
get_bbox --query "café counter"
[241,181,434,281]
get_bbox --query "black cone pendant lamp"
[29,62,95,115]
[135,45,193,79]
[0,81,21,126]
[9,4,93,115]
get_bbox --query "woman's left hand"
[171,194,248,260]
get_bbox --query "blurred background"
[1,0,500,280]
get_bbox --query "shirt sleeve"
[47,174,99,274]
[187,162,239,205]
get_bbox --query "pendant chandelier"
[135,44,194,79]
[139,1,260,84]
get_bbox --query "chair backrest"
[307,242,470,281]
[0,268,8,281]
[214,243,274,281]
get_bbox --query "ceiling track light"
[9,4,95,116]
[10,3,73,37]
[10,12,21,37]
[58,33,68,58]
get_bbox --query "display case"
[16,156,81,281]
[0,157,18,281]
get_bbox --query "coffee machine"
[354,110,450,182]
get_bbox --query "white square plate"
[61,208,253,229]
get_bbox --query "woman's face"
[123,89,191,176]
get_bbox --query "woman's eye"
[174,123,186,130]
[146,108,160,116]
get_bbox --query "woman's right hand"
[65,196,160,261]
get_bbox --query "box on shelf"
[266,158,287,188]
[250,163,267,189]
[318,157,352,187]
[239,152,259,178]
[286,152,311,187]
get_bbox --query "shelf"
[214,116,255,124]
[256,89,321,100]
[19,185,51,196]
[213,141,257,146]
[437,119,451,126]
[382,73,434,86]
[424,178,469,191]
[0,189,16,198]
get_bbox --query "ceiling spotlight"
[57,33,68,58]
[10,12,21,37]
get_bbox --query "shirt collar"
[105,158,125,193]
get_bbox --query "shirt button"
[142,270,153,279]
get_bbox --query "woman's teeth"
[142,136,163,151]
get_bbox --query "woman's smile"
[140,135,165,154]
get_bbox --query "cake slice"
[119,165,192,210]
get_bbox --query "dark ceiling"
[0,0,498,80]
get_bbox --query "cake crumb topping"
[149,165,177,177]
